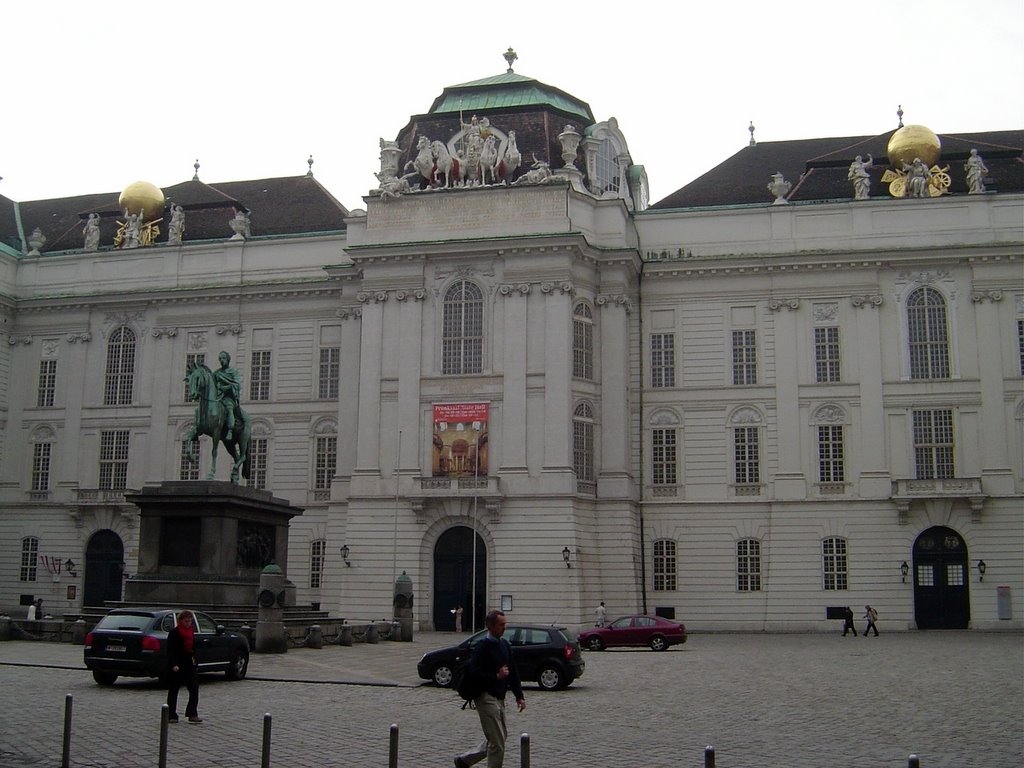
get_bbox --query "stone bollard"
[366,623,379,644]
[307,624,323,649]
[393,571,414,642]
[239,625,254,647]
[0,615,11,642]
[72,618,87,645]
[391,620,402,641]
[255,564,287,653]
[339,625,353,646]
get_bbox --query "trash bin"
[996,586,1012,620]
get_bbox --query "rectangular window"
[734,426,760,484]
[653,540,677,591]
[314,436,337,490]
[731,329,757,385]
[814,326,841,383]
[32,443,52,492]
[572,315,594,380]
[179,439,199,481]
[737,539,762,592]
[250,351,272,401]
[946,563,965,586]
[822,538,848,591]
[1018,319,1024,376]
[817,425,845,482]
[309,539,326,589]
[184,352,205,401]
[21,537,39,582]
[249,438,268,490]
[318,347,340,400]
[650,333,675,388]
[652,428,677,485]
[37,360,57,407]
[573,418,595,483]
[99,430,130,490]
[913,409,954,479]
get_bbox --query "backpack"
[453,663,483,706]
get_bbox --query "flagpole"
[471,430,479,634]
[393,430,402,589]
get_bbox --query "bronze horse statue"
[184,362,251,484]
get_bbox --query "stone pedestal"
[123,481,303,606]
[255,565,287,654]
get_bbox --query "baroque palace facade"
[1,62,1022,631]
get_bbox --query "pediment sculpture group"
[374,116,573,200]
[79,205,251,252]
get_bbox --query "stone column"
[396,291,426,480]
[769,299,805,499]
[851,294,889,497]
[542,282,573,471]
[499,283,530,472]
[972,290,1013,495]
[354,292,385,476]
[597,294,631,493]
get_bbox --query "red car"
[578,615,687,652]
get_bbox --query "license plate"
[106,645,126,653]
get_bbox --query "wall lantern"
[977,560,987,582]
[64,559,77,577]
[562,546,572,569]
[900,561,909,583]
[340,545,351,566]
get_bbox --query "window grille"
[309,539,326,589]
[913,409,954,479]
[650,333,675,388]
[908,287,950,379]
[817,425,845,482]
[441,281,483,375]
[249,438,268,490]
[737,539,762,591]
[572,303,594,380]
[572,402,595,482]
[814,326,841,383]
[733,426,760,484]
[104,327,136,406]
[314,436,337,490]
[319,347,340,399]
[32,442,52,491]
[731,329,757,385]
[37,360,57,407]
[652,428,677,485]
[822,537,848,590]
[653,539,677,591]
[99,430,130,490]
[21,537,39,582]
[250,351,272,401]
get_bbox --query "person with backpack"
[454,609,526,768]
[863,605,879,636]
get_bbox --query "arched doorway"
[913,525,970,629]
[433,526,486,632]
[84,529,124,608]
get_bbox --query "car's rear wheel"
[537,665,564,691]
[586,636,605,651]
[92,670,117,686]
[226,650,249,680]
[649,634,667,651]
[433,663,454,687]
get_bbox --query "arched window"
[737,538,761,591]
[104,326,136,405]
[822,537,848,590]
[309,539,326,589]
[653,539,677,591]
[313,420,338,494]
[21,537,39,581]
[573,401,595,485]
[572,302,594,380]
[442,280,483,375]
[907,287,950,379]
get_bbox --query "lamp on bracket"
[900,561,909,583]
[340,544,351,566]
[562,546,572,569]
[977,560,986,582]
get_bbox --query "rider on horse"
[213,351,243,442]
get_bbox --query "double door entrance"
[912,525,970,630]
[432,526,486,633]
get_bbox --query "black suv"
[417,624,585,691]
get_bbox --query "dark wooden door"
[84,529,124,608]
[433,526,486,632]
[913,526,970,629]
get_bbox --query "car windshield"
[95,614,152,632]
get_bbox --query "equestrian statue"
[184,351,252,484]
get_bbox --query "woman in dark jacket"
[166,610,202,723]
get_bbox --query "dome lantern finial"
[749,120,756,147]
[897,104,904,128]
[503,47,518,73]
[306,154,314,178]
[192,159,201,181]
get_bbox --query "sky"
[3,0,1022,211]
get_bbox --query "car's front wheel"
[226,650,249,680]
[649,634,667,651]
[433,663,454,687]
[537,665,564,691]
[586,636,605,651]
[92,670,117,686]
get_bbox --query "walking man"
[863,605,879,636]
[454,609,526,768]
[595,601,607,627]
[842,606,858,636]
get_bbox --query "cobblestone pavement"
[0,630,1021,767]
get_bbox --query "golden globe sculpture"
[886,124,941,169]
[118,181,165,221]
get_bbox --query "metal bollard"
[159,705,169,768]
[261,713,272,768]
[704,745,716,768]
[61,694,72,768]
[389,723,399,768]
[520,732,530,768]
[908,756,920,768]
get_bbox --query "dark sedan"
[577,614,687,651]
[417,624,585,691]
[84,608,250,686]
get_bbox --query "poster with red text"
[432,403,488,478]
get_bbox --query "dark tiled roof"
[1,175,348,256]
[652,129,1024,209]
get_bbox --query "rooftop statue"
[229,210,251,240]
[168,205,185,245]
[964,149,988,194]
[82,213,100,251]
[847,154,873,200]
[184,351,251,484]
[767,172,791,204]
[903,157,932,198]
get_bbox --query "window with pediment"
[442,280,483,375]
[104,326,136,406]
[907,287,950,379]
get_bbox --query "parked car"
[83,608,250,686]
[417,624,585,691]
[578,614,687,651]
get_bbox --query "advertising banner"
[432,402,488,477]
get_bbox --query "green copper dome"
[428,71,594,123]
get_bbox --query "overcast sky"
[3,0,1022,211]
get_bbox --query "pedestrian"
[26,600,37,622]
[595,601,607,627]
[842,606,858,636]
[166,610,202,724]
[863,605,879,636]
[454,609,526,768]
[455,605,464,633]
